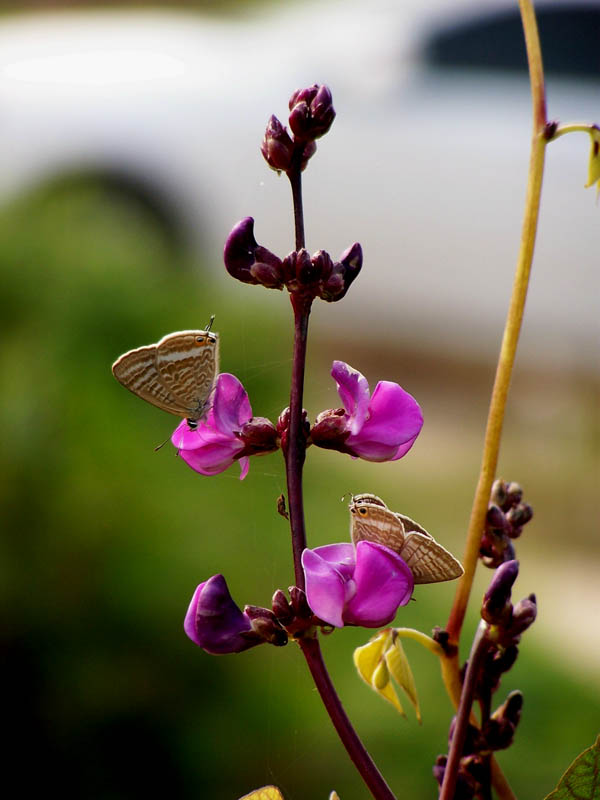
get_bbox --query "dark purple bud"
[288,83,335,141]
[277,407,309,454]
[272,589,294,625]
[487,643,519,686]
[484,691,523,750]
[289,586,312,618]
[244,606,288,646]
[184,575,263,655]
[339,241,363,289]
[320,266,346,300]
[490,478,509,510]
[299,140,317,171]
[506,502,533,528]
[509,594,537,636]
[310,408,349,449]
[319,242,363,303]
[433,755,447,787]
[309,84,336,138]
[250,262,284,290]
[481,560,519,624]
[487,504,508,532]
[312,250,334,282]
[223,217,283,288]
[261,114,294,173]
[297,248,318,284]
[448,717,482,755]
[239,416,279,455]
[505,482,523,507]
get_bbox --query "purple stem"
[439,622,491,800]
[284,162,395,799]
[300,637,397,800]
[286,294,310,588]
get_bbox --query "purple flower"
[172,373,278,480]
[310,361,423,462]
[301,541,414,628]
[184,574,263,655]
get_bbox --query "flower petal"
[331,361,370,434]
[344,541,414,627]
[347,381,423,461]
[211,373,252,434]
[302,544,355,627]
[178,440,244,475]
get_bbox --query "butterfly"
[239,788,284,800]
[349,493,463,584]
[111,318,219,429]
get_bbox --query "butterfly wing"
[239,787,284,800]
[399,532,464,584]
[112,345,191,416]
[350,498,406,552]
[155,330,219,419]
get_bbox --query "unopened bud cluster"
[271,586,317,638]
[480,479,533,567]
[434,562,535,796]
[224,217,362,302]
[434,690,524,798]
[261,84,335,174]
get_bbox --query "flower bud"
[506,502,533,529]
[277,406,309,453]
[288,84,335,141]
[486,504,508,532]
[223,217,283,288]
[299,140,317,171]
[245,606,288,646]
[289,586,312,618]
[509,594,537,636]
[261,114,294,173]
[239,416,279,455]
[490,478,509,509]
[481,560,519,625]
[483,691,523,750]
[272,589,294,624]
[309,409,349,449]
[505,482,523,507]
[249,262,284,289]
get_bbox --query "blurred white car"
[0,0,598,368]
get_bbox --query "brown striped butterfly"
[349,493,463,584]
[111,317,218,429]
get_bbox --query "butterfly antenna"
[154,435,171,452]
[205,314,216,333]
[340,491,353,503]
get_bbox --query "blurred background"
[1,0,598,798]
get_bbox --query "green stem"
[446,0,547,644]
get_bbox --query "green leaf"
[544,735,600,800]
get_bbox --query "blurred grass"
[0,178,598,799]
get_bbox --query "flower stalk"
[445,0,547,644]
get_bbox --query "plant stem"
[445,0,547,644]
[287,295,310,588]
[439,622,490,800]
[285,159,395,799]
[300,637,397,800]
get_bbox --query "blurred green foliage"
[0,179,597,799]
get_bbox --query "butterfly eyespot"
[358,507,368,516]
[209,336,216,343]
[195,336,204,344]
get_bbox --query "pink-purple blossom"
[172,373,278,479]
[310,361,423,462]
[301,541,414,628]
